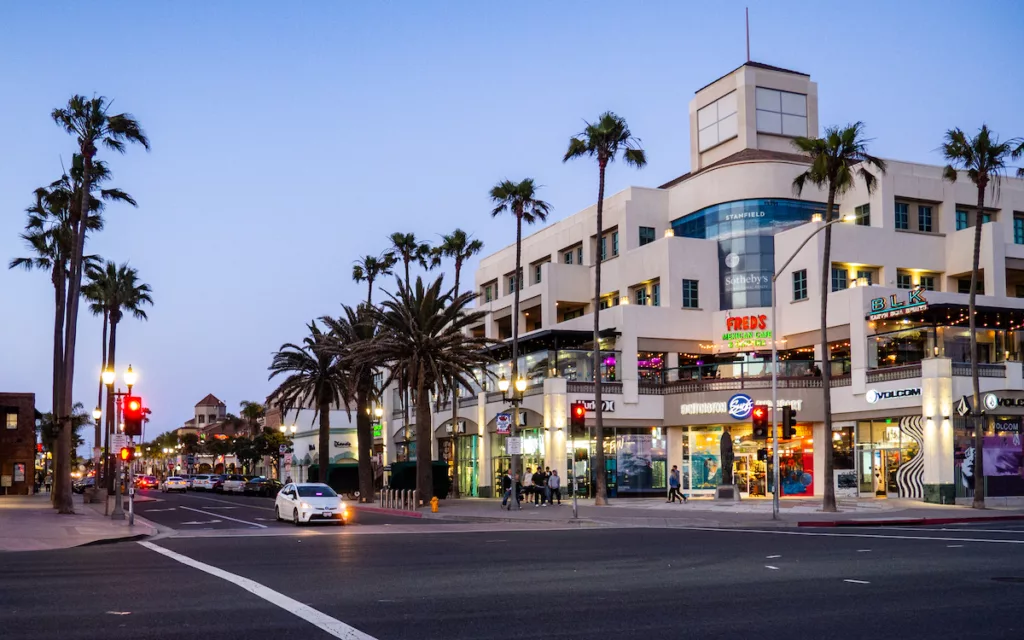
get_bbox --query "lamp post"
[103,365,137,520]
[770,215,855,519]
[279,424,296,481]
[498,372,527,510]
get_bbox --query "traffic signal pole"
[111,394,125,520]
[770,278,780,521]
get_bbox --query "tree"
[239,401,266,437]
[51,96,148,513]
[352,253,397,308]
[269,321,354,487]
[253,427,293,479]
[388,232,434,285]
[792,122,886,512]
[82,261,152,490]
[563,112,646,505]
[942,125,1022,509]
[364,276,491,505]
[435,229,484,497]
[323,304,382,502]
[37,403,90,466]
[231,436,260,474]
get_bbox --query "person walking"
[668,465,686,503]
[522,466,534,505]
[549,469,562,505]
[44,472,53,494]
[501,469,514,509]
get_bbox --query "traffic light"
[569,402,587,438]
[782,405,798,440]
[123,395,144,436]
[119,446,135,461]
[751,405,769,439]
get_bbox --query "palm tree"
[365,276,492,505]
[490,179,550,492]
[792,122,886,513]
[563,112,646,505]
[388,232,434,285]
[239,401,266,437]
[323,305,381,502]
[352,253,397,308]
[436,229,484,498]
[51,97,148,513]
[83,261,153,491]
[942,125,1022,509]
[269,321,354,489]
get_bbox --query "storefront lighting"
[811,213,823,222]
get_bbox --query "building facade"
[0,393,37,495]
[373,61,1024,503]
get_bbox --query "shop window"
[612,231,619,257]
[639,226,656,246]
[982,212,992,224]
[507,274,517,294]
[956,210,969,231]
[563,249,574,264]
[896,272,912,289]
[793,269,807,301]
[958,278,983,295]
[1017,285,1024,299]
[637,352,666,382]
[561,307,584,321]
[831,266,847,292]
[577,246,583,265]
[855,204,870,226]
[600,236,607,262]
[1015,216,1024,245]
[918,205,933,233]
[919,275,935,291]
[483,283,494,302]
[682,279,699,309]
[895,202,909,230]
[652,282,661,307]
[755,87,807,137]
[534,263,543,284]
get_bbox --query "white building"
[376,60,1024,504]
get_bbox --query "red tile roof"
[195,393,225,408]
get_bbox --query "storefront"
[954,391,1024,500]
[563,427,667,499]
[436,420,480,497]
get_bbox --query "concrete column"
[921,357,954,503]
[667,352,680,382]
[477,392,492,497]
[543,378,568,484]
[619,313,639,404]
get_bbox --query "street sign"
[112,434,127,450]
[279,444,288,455]
[506,437,522,455]
[496,413,512,434]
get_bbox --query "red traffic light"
[752,406,767,420]
[123,395,143,419]
[119,447,134,461]
[573,404,586,419]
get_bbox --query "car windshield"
[296,485,337,498]
[249,477,266,482]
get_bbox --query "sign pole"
[770,275,780,520]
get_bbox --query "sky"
[2,1,1022,452]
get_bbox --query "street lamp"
[92,407,102,421]
[374,406,384,420]
[124,364,137,391]
[498,372,528,510]
[769,214,856,519]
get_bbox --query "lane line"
[844,579,870,585]
[765,565,780,570]
[766,554,781,559]
[138,541,375,639]
[869,526,1024,535]
[180,506,267,529]
[667,525,1024,545]
[947,544,964,548]
[857,549,871,553]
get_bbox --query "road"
[3,519,1024,639]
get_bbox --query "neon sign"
[868,290,927,320]
[722,314,772,349]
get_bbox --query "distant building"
[0,393,37,495]
[193,394,226,428]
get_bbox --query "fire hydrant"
[430,496,439,513]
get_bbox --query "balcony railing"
[952,362,1006,378]
[664,360,851,384]
[567,381,623,395]
[865,364,921,383]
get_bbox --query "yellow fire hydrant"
[430,496,439,513]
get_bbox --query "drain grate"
[992,577,1024,583]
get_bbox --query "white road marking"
[181,520,223,525]
[180,506,267,529]
[200,506,239,510]
[139,542,376,639]
[142,508,177,513]
[844,579,870,585]
[765,565,780,570]
[857,549,871,553]
[669,525,1024,545]
[180,494,275,511]
[106,611,131,615]
[947,544,964,548]
[766,555,781,559]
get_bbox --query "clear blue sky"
[2,1,1022,451]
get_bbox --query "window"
[682,280,699,309]
[958,278,983,295]
[831,267,847,292]
[612,231,619,256]
[652,282,661,307]
[5,412,16,430]
[507,275,517,295]
[600,237,607,262]
[198,415,205,424]
[755,87,807,137]
[895,202,909,230]
[563,250,573,265]
[1016,285,1024,299]
[856,270,873,286]
[697,90,738,151]
[562,308,584,321]
[484,284,494,302]
[639,226,656,246]
[599,297,618,310]
[635,288,648,306]
[534,264,542,284]
[982,212,992,224]
[793,270,808,301]
[896,273,912,289]
[918,205,933,233]
[1015,217,1024,245]
[919,275,935,291]
[855,204,870,226]
[577,247,583,265]
[956,210,968,231]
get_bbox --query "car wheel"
[293,509,300,526]
[275,506,281,521]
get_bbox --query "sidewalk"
[362,496,1024,529]
[0,493,156,552]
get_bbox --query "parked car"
[135,475,158,491]
[243,477,283,497]
[179,474,194,489]
[72,476,95,494]
[192,474,213,491]
[274,483,348,525]
[210,475,226,492]
[218,474,247,494]
[161,476,187,493]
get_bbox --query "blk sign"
[868,289,928,320]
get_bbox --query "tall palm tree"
[792,122,886,513]
[269,321,354,489]
[352,253,397,308]
[239,401,266,437]
[490,179,550,493]
[365,276,491,505]
[942,125,1022,509]
[436,229,484,498]
[51,97,147,513]
[563,112,646,505]
[388,232,433,285]
[83,261,153,491]
[323,304,381,502]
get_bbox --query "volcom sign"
[865,388,921,403]
[984,393,1024,411]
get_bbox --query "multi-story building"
[377,60,1024,504]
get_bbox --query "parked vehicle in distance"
[210,475,226,493]
[192,474,213,491]
[72,476,95,494]
[243,477,283,497]
[275,483,348,525]
[162,476,187,493]
[178,474,194,489]
[218,474,247,494]
[136,475,158,491]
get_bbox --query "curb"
[78,533,152,547]
[353,505,423,519]
[798,514,1024,528]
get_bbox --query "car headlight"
[300,502,310,509]
[340,501,346,510]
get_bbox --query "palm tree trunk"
[593,159,608,505]
[50,270,66,506]
[95,311,108,482]
[367,277,374,309]
[105,319,119,492]
[356,381,374,502]
[970,186,986,509]
[451,261,461,498]
[415,364,433,506]
[510,212,523,496]
[820,188,838,513]
[318,400,331,486]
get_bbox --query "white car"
[162,476,187,493]
[192,474,214,491]
[275,483,348,525]
[220,474,247,494]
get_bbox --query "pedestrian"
[668,465,686,503]
[500,469,514,509]
[542,466,552,505]
[548,469,562,505]
[44,472,53,494]
[522,467,533,504]
[532,467,546,506]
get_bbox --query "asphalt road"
[3,523,1024,640]
[132,487,432,530]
